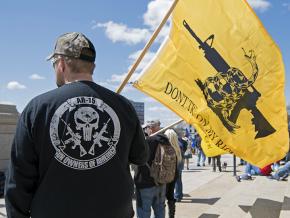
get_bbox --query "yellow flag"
[134,0,289,167]
[201,138,227,157]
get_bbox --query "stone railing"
[0,104,19,171]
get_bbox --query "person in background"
[212,155,222,172]
[195,134,206,167]
[176,132,187,200]
[236,163,272,182]
[183,142,192,170]
[164,129,183,218]
[239,158,246,166]
[178,133,190,170]
[208,157,212,166]
[285,150,290,162]
[134,120,168,218]
[272,161,280,172]
[283,131,290,162]
[191,136,197,155]
[142,123,150,138]
[268,161,290,181]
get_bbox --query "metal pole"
[151,119,183,136]
[233,155,237,176]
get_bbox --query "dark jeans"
[208,157,211,165]
[240,163,261,180]
[174,162,184,200]
[272,161,290,179]
[197,148,206,165]
[166,180,176,218]
[136,185,166,218]
[166,180,175,201]
[213,156,221,172]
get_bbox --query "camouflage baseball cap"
[47,32,96,62]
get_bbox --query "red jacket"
[260,164,272,176]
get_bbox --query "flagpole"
[116,0,179,94]
[151,118,183,136]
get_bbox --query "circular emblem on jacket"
[50,96,121,170]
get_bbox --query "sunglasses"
[51,57,61,68]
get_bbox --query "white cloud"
[157,24,171,42]
[148,106,170,112]
[7,81,26,90]
[29,74,45,80]
[108,71,142,84]
[103,49,156,92]
[283,3,290,10]
[128,50,156,72]
[160,115,181,127]
[143,0,173,30]
[247,0,271,12]
[94,0,173,45]
[96,80,135,93]
[96,21,151,45]
[122,85,136,93]
[145,104,179,127]
[142,0,172,42]
[95,81,119,92]
[96,81,112,87]
[142,97,158,103]
[109,74,127,83]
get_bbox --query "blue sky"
[0,0,289,126]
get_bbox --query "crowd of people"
[133,119,228,218]
[236,151,290,182]
[134,120,290,218]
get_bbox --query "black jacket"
[134,133,170,189]
[5,81,149,218]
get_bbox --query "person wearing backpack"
[174,136,185,202]
[134,120,175,218]
[164,129,182,218]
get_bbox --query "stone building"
[0,104,19,171]
[130,100,144,125]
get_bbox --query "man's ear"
[91,63,96,75]
[59,58,66,73]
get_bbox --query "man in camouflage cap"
[47,32,96,63]
[46,32,96,87]
[5,32,149,218]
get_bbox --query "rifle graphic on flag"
[183,20,275,139]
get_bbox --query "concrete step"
[279,178,290,218]
[242,177,288,218]
[199,174,259,218]
[198,175,289,218]
[0,198,6,218]
[175,172,238,218]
